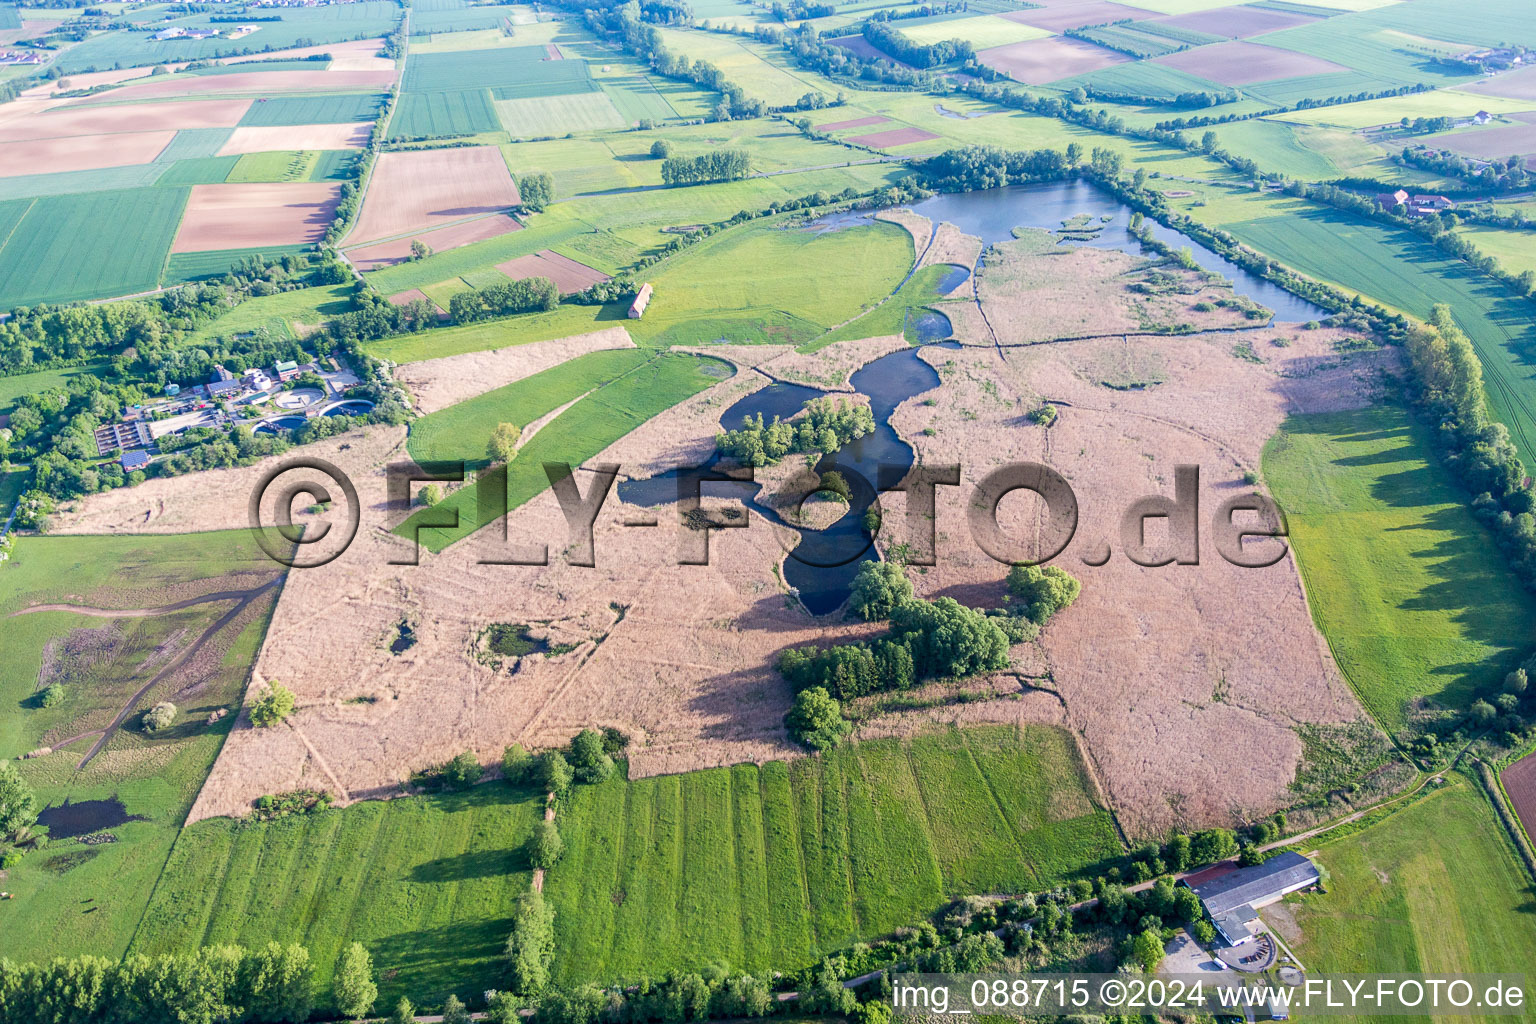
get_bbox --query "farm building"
[1186,851,1319,946]
[628,283,653,319]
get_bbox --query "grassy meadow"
[1263,403,1536,735]
[1265,773,1536,1019]
[129,782,545,1012]
[399,351,730,550]
[544,725,1122,986]
[0,532,285,964]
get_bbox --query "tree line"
[859,19,972,69]
[659,148,750,185]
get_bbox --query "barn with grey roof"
[1186,851,1319,946]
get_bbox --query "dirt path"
[11,586,281,619]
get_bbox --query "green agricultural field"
[1459,224,1536,279]
[598,75,685,124]
[1181,189,1536,460]
[129,782,545,1012]
[0,188,187,308]
[179,282,355,342]
[807,262,966,351]
[52,2,402,74]
[411,1,523,33]
[0,532,285,964]
[365,181,914,329]
[1263,403,1536,735]
[898,14,1047,49]
[391,89,502,137]
[497,90,626,137]
[0,360,110,416]
[0,4,20,29]
[1063,60,1223,99]
[1277,89,1536,130]
[156,155,242,186]
[1206,119,1343,179]
[238,92,386,126]
[226,149,322,183]
[545,725,1121,986]
[1255,16,1482,91]
[163,246,314,286]
[1263,773,1536,1001]
[399,352,729,551]
[652,27,812,106]
[405,348,650,466]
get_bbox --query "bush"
[847,560,913,622]
[536,751,573,794]
[650,139,673,158]
[141,702,177,733]
[249,682,295,727]
[506,890,556,994]
[502,743,532,783]
[784,686,850,750]
[568,728,615,784]
[527,819,565,869]
[1005,564,1081,623]
[38,684,65,709]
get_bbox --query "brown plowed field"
[0,97,251,141]
[978,36,1129,84]
[348,213,523,271]
[1156,40,1349,86]
[1151,4,1320,39]
[816,114,891,132]
[495,249,611,293]
[347,146,521,245]
[1504,751,1536,844]
[171,182,342,253]
[847,126,942,147]
[94,69,396,102]
[0,129,174,177]
[1001,0,1146,32]
[217,122,372,156]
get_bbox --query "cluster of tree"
[503,726,629,795]
[568,277,639,306]
[859,19,972,68]
[911,143,1072,190]
[767,21,938,89]
[520,171,555,212]
[1398,147,1530,193]
[322,288,438,345]
[249,682,296,728]
[1154,81,1432,131]
[0,253,331,372]
[769,0,835,21]
[715,396,875,465]
[780,592,1010,706]
[0,942,321,1024]
[447,277,560,324]
[659,148,750,185]
[411,750,487,792]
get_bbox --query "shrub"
[38,684,65,708]
[419,483,443,506]
[527,819,565,869]
[249,682,295,727]
[568,728,615,784]
[848,559,914,622]
[784,686,850,750]
[141,702,177,733]
[506,890,556,994]
[650,139,673,158]
[536,751,573,794]
[502,743,533,783]
[1005,564,1081,623]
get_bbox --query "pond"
[255,415,306,434]
[36,797,145,839]
[901,179,1329,322]
[617,345,951,615]
[324,400,374,417]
